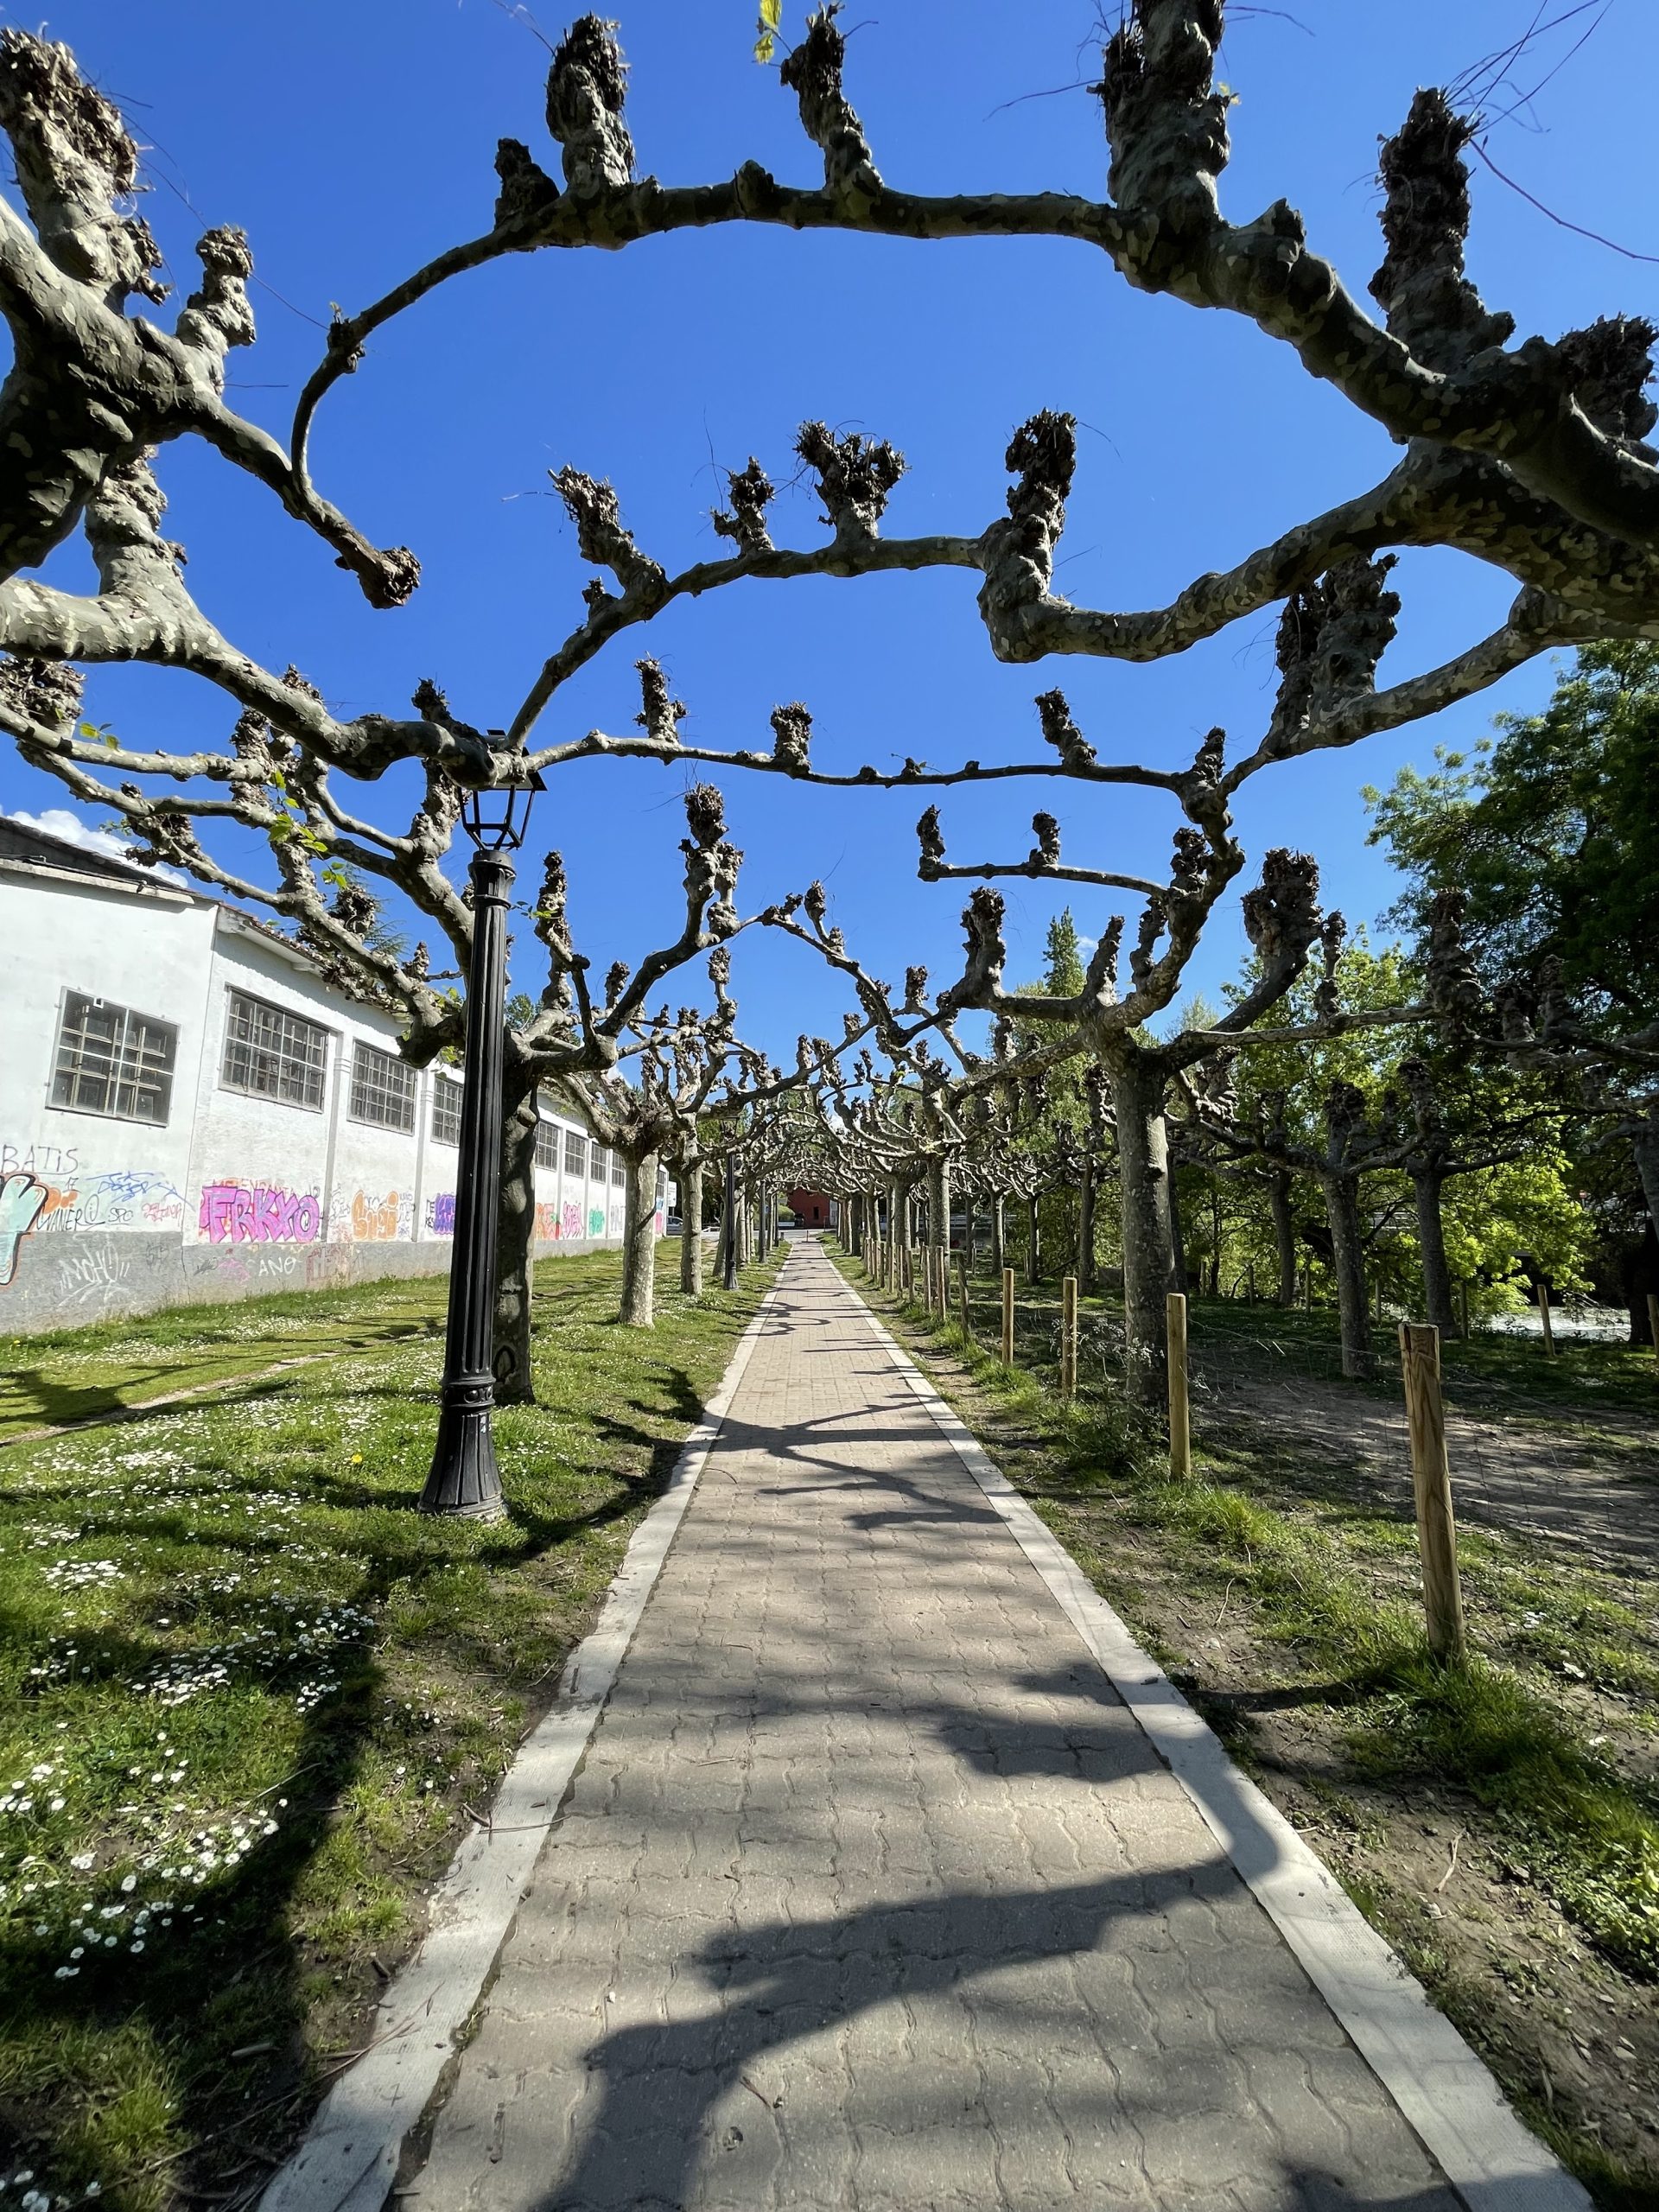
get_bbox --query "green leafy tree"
[1365,643,1659,1027]
[1367,643,1659,1335]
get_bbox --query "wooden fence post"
[1166,1291,1191,1480]
[1060,1275,1078,1400]
[1399,1322,1467,1666]
[1001,1268,1015,1366]
[1538,1279,1556,1357]
[1649,1292,1659,1372]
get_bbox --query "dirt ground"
[1195,1338,1659,1580]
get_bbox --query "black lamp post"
[420,755,544,1520]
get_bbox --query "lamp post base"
[420,1375,505,1519]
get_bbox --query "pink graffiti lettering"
[199,1182,321,1246]
[560,1201,582,1241]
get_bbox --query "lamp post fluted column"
[421,846,514,1520]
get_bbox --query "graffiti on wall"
[533,1201,557,1243]
[425,1192,456,1237]
[199,1182,322,1245]
[1,1141,77,1180]
[589,1206,606,1239]
[0,1171,48,1287]
[3,1156,185,1283]
[334,1189,412,1243]
[562,1201,582,1241]
[57,1243,133,1310]
[3,1141,184,1244]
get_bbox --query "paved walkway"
[416,1243,1465,2211]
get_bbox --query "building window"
[430,1075,462,1146]
[534,1119,558,1170]
[348,1040,416,1132]
[612,1161,626,1186]
[563,1130,586,1177]
[51,992,177,1124]
[220,989,327,1111]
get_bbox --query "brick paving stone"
[416,1243,1465,2210]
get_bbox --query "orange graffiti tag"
[350,1191,403,1241]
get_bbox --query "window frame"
[49,988,178,1126]
[430,1073,462,1147]
[219,987,330,1115]
[533,1118,559,1171]
[563,1129,586,1178]
[346,1038,417,1134]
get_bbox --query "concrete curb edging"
[257,1277,785,2212]
[836,1258,1589,2212]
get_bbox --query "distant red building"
[786,1187,833,1229]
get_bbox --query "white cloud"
[6,808,185,883]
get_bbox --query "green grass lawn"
[840,1247,1659,2205]
[0,1244,779,2210]
[0,1276,458,1441]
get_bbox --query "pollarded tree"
[1178,925,1591,1348]
[8,15,1655,855]
[0,637,827,1391]
[550,969,824,1327]
[910,772,1356,1401]
[190,6,1659,693]
[1182,1062,1407,1380]
[1384,1054,1570,1337]
[6,16,1654,1404]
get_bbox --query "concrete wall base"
[1,1232,626,1335]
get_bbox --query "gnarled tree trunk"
[989,1193,1005,1281]
[927,1154,950,1275]
[1167,1163,1190,1298]
[1268,1172,1297,1306]
[1026,1195,1041,1285]
[1077,1149,1096,1292]
[1411,1164,1457,1336]
[1319,1170,1373,1379]
[619,1147,660,1327]
[679,1150,704,1294]
[1104,1046,1176,1409]
[492,1060,542,1405]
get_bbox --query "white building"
[0,817,660,1332]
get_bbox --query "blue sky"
[3,0,1655,1059]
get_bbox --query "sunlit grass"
[0,1243,779,2208]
